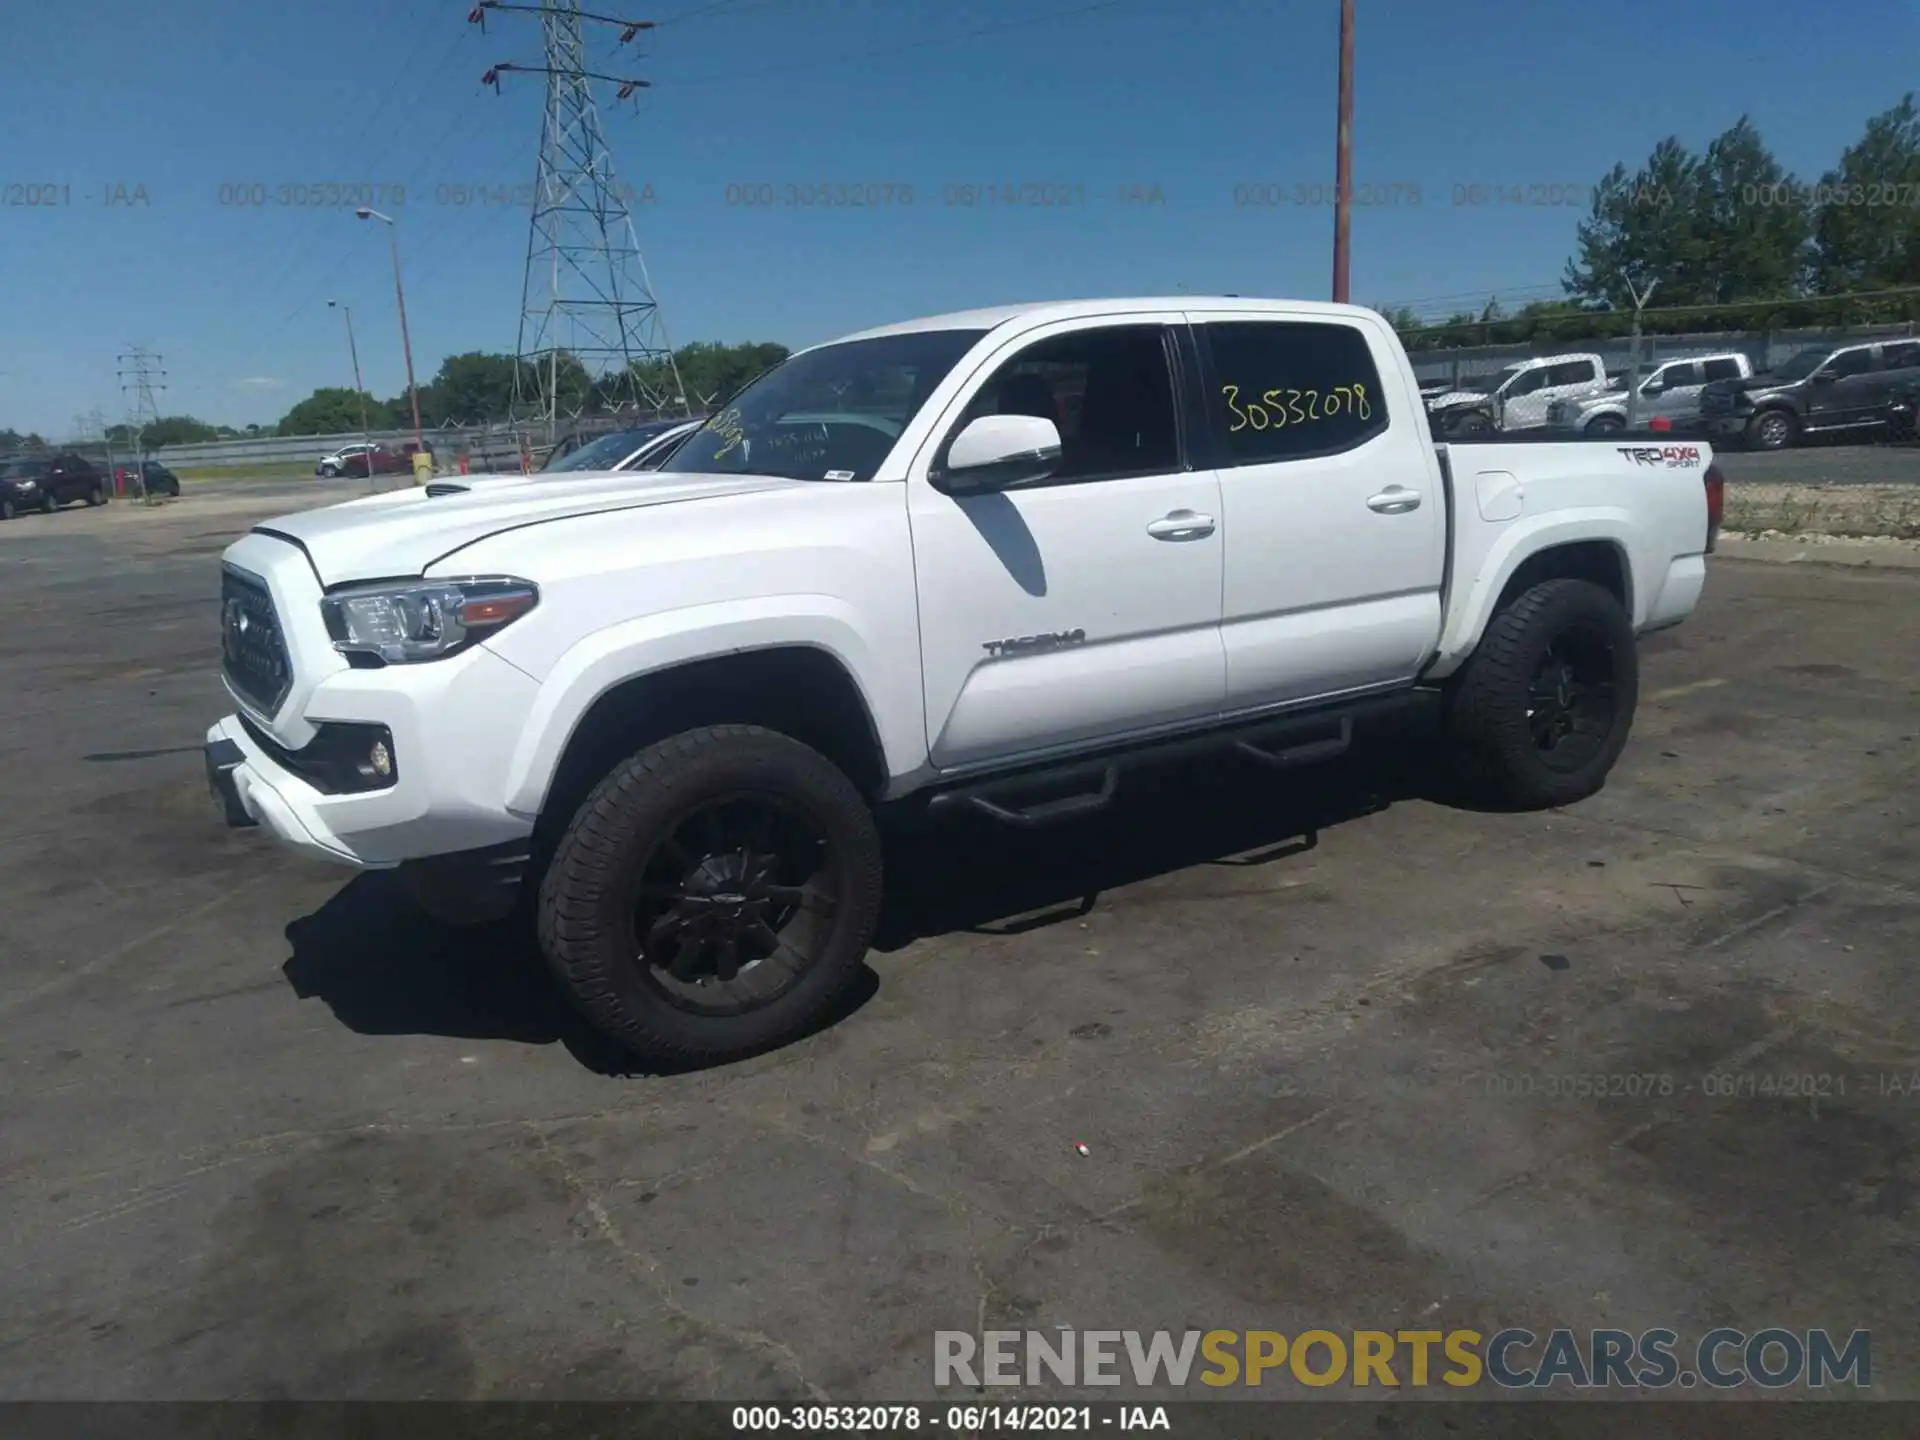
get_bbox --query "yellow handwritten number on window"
[1222,382,1370,432]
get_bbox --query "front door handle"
[1146,509,1216,541]
[1366,486,1422,514]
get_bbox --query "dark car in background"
[1700,338,1920,450]
[0,453,108,517]
[315,440,435,478]
[114,460,182,496]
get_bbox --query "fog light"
[369,740,392,777]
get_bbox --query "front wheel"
[1449,410,1494,436]
[40,490,56,514]
[1443,578,1639,810]
[319,464,339,478]
[1746,409,1797,450]
[86,483,105,506]
[1584,414,1625,435]
[0,496,13,521]
[538,724,884,1066]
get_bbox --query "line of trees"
[1382,94,1920,349]
[1,342,792,452]
[271,340,791,438]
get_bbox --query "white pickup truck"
[206,297,1723,1064]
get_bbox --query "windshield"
[544,428,661,473]
[668,329,986,482]
[1772,348,1832,381]
[0,458,45,478]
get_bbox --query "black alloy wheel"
[631,791,839,1016]
[1525,626,1619,774]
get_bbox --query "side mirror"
[936,414,1061,494]
[1810,369,1836,384]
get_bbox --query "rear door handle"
[1367,486,1421,514]
[1146,509,1216,540]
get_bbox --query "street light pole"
[354,208,425,456]
[1332,0,1355,304]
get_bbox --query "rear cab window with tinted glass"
[1202,321,1389,466]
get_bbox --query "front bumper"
[205,716,378,867]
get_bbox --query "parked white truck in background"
[1424,352,1610,434]
[206,298,1723,1064]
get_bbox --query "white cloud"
[234,376,285,389]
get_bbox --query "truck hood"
[253,468,796,585]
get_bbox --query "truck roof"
[831,296,1384,344]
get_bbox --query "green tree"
[1564,138,1712,307]
[276,387,392,436]
[1693,117,1810,303]
[1809,93,1920,293]
[634,341,790,411]
[143,414,222,447]
[423,351,520,425]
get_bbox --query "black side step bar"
[924,690,1432,829]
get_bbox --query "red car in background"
[315,440,435,478]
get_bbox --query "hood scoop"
[424,482,470,497]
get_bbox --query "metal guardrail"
[143,413,681,470]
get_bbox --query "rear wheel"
[1585,414,1625,435]
[1747,408,1797,450]
[538,725,883,1066]
[1444,578,1638,810]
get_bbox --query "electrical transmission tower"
[473,1,688,425]
[117,347,166,499]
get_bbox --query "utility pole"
[117,346,166,501]
[328,299,374,478]
[353,209,425,456]
[1623,277,1657,430]
[475,0,689,428]
[1331,0,1355,304]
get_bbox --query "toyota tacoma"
[206,298,1722,1064]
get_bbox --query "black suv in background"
[0,453,109,517]
[1700,338,1920,450]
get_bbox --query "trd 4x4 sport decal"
[1617,445,1703,468]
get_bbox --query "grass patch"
[1725,484,1920,540]
[172,459,326,483]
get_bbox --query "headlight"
[320,577,538,664]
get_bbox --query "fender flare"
[500,595,902,818]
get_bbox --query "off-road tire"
[1444,578,1638,810]
[537,724,883,1065]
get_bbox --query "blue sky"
[3,0,1916,435]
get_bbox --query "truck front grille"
[221,566,293,715]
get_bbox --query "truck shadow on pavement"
[280,742,1432,1075]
